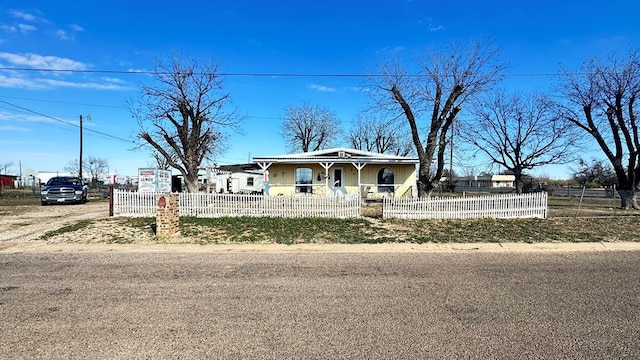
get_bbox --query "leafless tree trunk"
[369,42,505,197]
[459,92,580,194]
[281,102,341,153]
[129,52,238,192]
[558,51,640,209]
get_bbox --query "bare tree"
[0,161,14,175]
[347,114,413,156]
[129,52,238,192]
[281,102,342,152]
[64,159,81,177]
[459,92,580,193]
[85,156,109,188]
[368,41,505,196]
[151,150,175,171]
[64,157,108,185]
[558,51,640,209]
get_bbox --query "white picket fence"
[113,190,361,218]
[383,192,548,219]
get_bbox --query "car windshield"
[47,177,81,186]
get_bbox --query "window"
[247,177,254,187]
[377,168,395,193]
[295,167,313,193]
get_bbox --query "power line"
[0,95,123,109]
[0,66,586,78]
[0,100,134,144]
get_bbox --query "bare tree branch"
[281,102,342,152]
[557,50,640,209]
[460,92,580,193]
[128,52,239,192]
[368,40,505,196]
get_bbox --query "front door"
[332,167,344,195]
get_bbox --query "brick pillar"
[156,194,179,238]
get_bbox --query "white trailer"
[214,171,264,194]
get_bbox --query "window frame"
[295,167,313,193]
[377,167,395,193]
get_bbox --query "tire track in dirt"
[0,202,109,244]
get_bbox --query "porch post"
[319,162,334,196]
[257,162,272,196]
[352,163,366,197]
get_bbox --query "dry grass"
[8,194,640,245]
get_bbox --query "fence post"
[108,185,114,217]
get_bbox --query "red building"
[0,175,18,187]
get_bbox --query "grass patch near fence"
[388,217,639,243]
[112,214,640,245]
[40,220,94,240]
[179,216,393,244]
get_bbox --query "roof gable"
[253,147,418,164]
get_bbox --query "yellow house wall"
[266,163,416,197]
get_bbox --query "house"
[253,148,419,198]
[214,164,264,194]
[454,174,515,188]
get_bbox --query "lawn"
[4,189,638,244]
[118,195,638,244]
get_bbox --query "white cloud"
[348,86,371,93]
[102,77,126,84]
[308,83,337,92]
[1,25,16,33]
[0,111,60,125]
[38,78,130,90]
[55,29,71,40]
[0,74,130,91]
[18,23,37,32]
[69,24,84,32]
[429,24,445,32]
[376,46,405,55]
[0,52,88,70]
[0,74,48,89]
[2,24,37,33]
[0,125,30,132]
[9,10,38,22]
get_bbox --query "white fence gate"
[113,190,361,218]
[383,192,548,219]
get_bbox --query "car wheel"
[41,201,47,206]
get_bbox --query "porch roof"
[253,147,419,165]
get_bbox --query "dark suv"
[41,176,88,205]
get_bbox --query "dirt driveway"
[0,202,109,245]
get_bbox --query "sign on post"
[138,168,172,193]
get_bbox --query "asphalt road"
[1,251,639,359]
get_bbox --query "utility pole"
[79,115,83,179]
[79,114,90,180]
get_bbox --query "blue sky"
[1,0,639,180]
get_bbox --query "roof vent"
[338,151,346,158]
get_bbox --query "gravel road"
[1,251,640,359]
